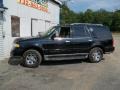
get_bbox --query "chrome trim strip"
[54,37,91,41]
[45,53,89,57]
[44,53,88,61]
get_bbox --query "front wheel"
[22,49,42,68]
[89,47,103,63]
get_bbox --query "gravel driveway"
[0,34,120,90]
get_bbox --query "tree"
[93,9,112,27]
[60,5,70,24]
[111,10,120,31]
[60,4,78,25]
[82,9,94,23]
[60,5,120,32]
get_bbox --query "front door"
[43,26,73,55]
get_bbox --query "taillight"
[112,39,114,47]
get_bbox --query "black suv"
[10,23,115,68]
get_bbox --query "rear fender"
[90,42,105,53]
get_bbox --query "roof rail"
[71,23,103,26]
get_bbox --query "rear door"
[87,25,113,51]
[70,25,93,53]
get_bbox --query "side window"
[50,27,60,39]
[59,27,70,38]
[88,26,112,39]
[72,25,88,38]
[11,16,20,37]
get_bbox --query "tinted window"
[72,25,88,38]
[0,0,3,7]
[59,27,70,38]
[88,26,112,39]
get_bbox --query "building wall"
[3,0,60,58]
[0,12,4,60]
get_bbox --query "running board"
[44,53,88,61]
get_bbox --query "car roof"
[71,23,103,26]
[59,23,103,27]
[57,23,104,28]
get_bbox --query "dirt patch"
[0,35,120,90]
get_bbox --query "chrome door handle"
[65,40,70,43]
[88,40,93,42]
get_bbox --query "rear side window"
[88,26,112,40]
[72,25,89,38]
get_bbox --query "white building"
[0,0,61,60]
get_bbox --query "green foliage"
[111,10,120,31]
[60,5,120,32]
[82,9,94,23]
[60,5,78,25]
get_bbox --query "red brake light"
[112,39,114,47]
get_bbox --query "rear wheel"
[89,47,103,63]
[22,49,42,68]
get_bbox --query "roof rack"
[71,23,103,26]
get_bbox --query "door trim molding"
[45,53,89,57]
[44,53,89,61]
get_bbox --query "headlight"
[13,43,20,48]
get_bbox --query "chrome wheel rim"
[92,50,101,61]
[25,53,37,65]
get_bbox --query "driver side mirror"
[51,34,56,40]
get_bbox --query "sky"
[61,0,120,13]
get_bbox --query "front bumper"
[9,56,23,65]
[10,47,24,57]
[10,47,24,65]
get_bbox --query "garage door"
[45,21,51,31]
[0,22,4,60]
[45,21,57,32]
[32,19,45,36]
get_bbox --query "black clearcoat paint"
[11,24,115,60]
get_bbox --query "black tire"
[22,49,42,68]
[89,47,103,63]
